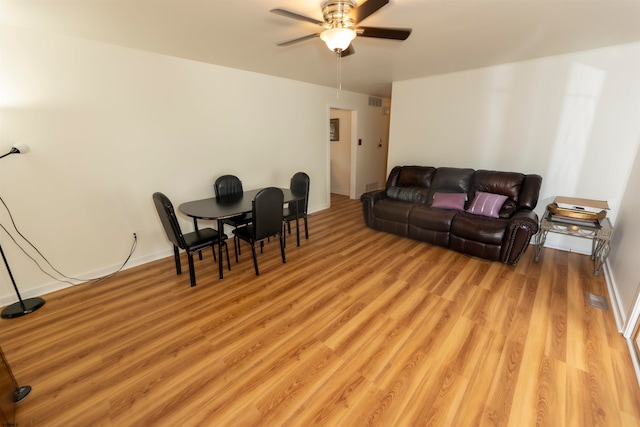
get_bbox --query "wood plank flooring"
[1,194,639,426]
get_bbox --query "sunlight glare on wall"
[545,62,606,196]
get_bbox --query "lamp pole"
[0,144,45,319]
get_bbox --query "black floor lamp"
[0,144,45,319]
[0,345,31,404]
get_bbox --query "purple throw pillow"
[431,192,467,210]
[466,192,509,218]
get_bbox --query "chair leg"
[303,215,309,239]
[279,234,286,264]
[187,252,197,287]
[250,243,259,276]
[234,239,239,263]
[173,246,182,275]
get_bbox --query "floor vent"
[365,182,379,191]
[585,292,609,310]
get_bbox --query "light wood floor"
[1,194,639,426]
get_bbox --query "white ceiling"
[2,0,640,98]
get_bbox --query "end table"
[534,207,613,276]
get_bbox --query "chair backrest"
[288,172,310,214]
[253,187,284,241]
[214,175,243,198]
[152,192,186,250]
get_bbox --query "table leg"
[193,218,203,260]
[296,209,300,246]
[534,229,548,261]
[217,219,224,279]
[592,239,610,276]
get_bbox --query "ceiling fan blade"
[341,45,356,57]
[357,26,412,40]
[351,0,389,24]
[270,8,324,26]
[276,33,320,47]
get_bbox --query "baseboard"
[627,339,640,388]
[0,249,172,307]
[603,260,626,333]
[1,202,332,307]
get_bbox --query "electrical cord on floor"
[0,196,138,285]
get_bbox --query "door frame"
[328,107,358,199]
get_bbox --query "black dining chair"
[283,172,310,247]
[214,175,253,255]
[153,192,230,287]
[233,187,286,276]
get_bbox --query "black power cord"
[0,196,137,286]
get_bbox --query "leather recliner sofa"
[360,166,542,265]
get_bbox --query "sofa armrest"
[518,174,543,210]
[501,209,540,264]
[361,190,387,227]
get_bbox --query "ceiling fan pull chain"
[336,50,342,98]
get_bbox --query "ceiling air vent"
[368,96,382,107]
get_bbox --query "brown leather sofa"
[361,166,542,265]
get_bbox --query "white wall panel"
[389,42,640,324]
[0,24,390,302]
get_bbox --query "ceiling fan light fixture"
[320,27,356,52]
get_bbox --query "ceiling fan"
[270,0,412,57]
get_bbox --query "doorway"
[329,108,354,197]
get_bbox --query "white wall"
[388,42,640,326]
[0,24,390,303]
[609,146,640,329]
[389,42,640,248]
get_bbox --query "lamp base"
[1,297,45,319]
[13,385,31,402]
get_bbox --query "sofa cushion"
[427,168,475,204]
[373,199,414,223]
[471,170,524,218]
[431,192,466,210]
[387,186,427,203]
[397,166,436,188]
[497,200,517,218]
[410,205,458,232]
[466,192,508,218]
[450,212,506,245]
[472,170,523,198]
